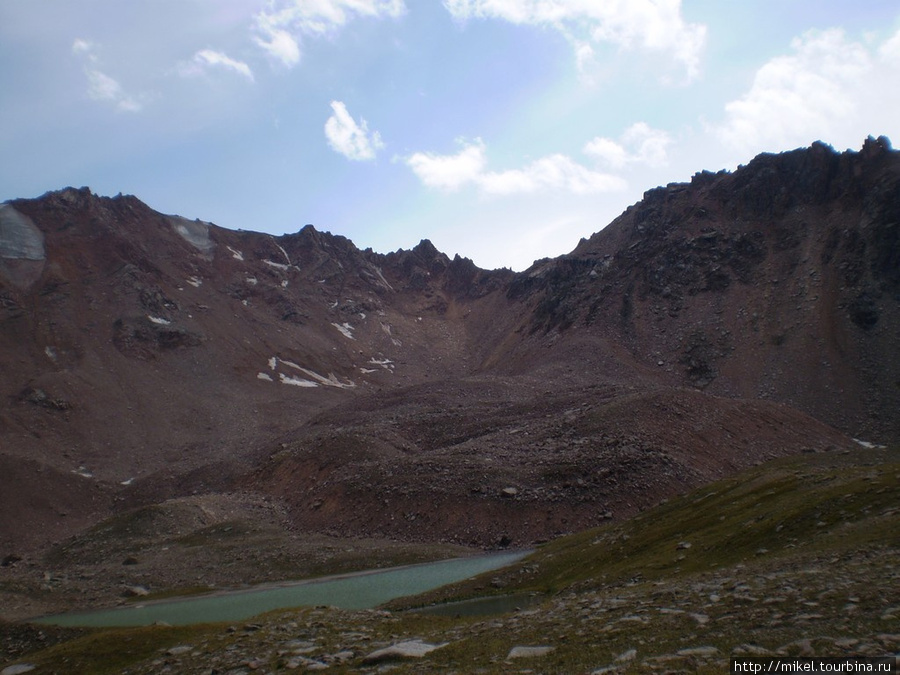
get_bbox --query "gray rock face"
[0,205,44,261]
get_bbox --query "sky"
[2,1,899,271]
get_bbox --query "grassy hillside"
[3,445,898,674]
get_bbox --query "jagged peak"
[636,137,897,205]
[861,134,893,156]
[27,187,154,217]
[42,186,94,200]
[412,238,440,257]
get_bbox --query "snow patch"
[257,372,273,381]
[227,246,244,261]
[853,438,886,449]
[360,367,378,374]
[147,315,171,325]
[281,279,289,288]
[333,322,355,339]
[279,373,319,388]
[314,371,355,388]
[44,346,57,361]
[381,323,402,346]
[120,477,134,486]
[271,237,292,266]
[263,357,356,389]
[72,466,93,479]
[368,357,394,371]
[186,276,202,288]
[246,277,258,285]
[264,260,290,271]
[277,359,355,388]
[372,266,393,291]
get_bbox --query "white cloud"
[85,70,143,112]
[254,0,406,67]
[443,0,706,82]
[405,139,487,190]
[325,101,385,161]
[73,39,143,112]
[85,69,123,101]
[584,122,672,169]
[881,29,900,63]
[71,39,97,60]
[255,26,302,67]
[715,28,900,156]
[179,49,255,81]
[405,139,626,195]
[480,154,626,194]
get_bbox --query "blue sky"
[2,1,899,270]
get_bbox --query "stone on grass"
[166,645,193,656]
[616,648,637,662]
[677,646,720,657]
[362,640,448,663]
[507,645,555,659]
[1,666,36,675]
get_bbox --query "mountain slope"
[1,138,897,560]
[503,136,900,441]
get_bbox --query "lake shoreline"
[33,549,532,627]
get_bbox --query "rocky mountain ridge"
[0,137,897,559]
[505,136,899,439]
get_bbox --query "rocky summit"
[0,139,898,668]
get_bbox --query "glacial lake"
[35,550,529,628]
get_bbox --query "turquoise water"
[35,550,529,628]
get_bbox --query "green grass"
[4,624,213,675]
[389,446,899,605]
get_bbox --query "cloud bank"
[715,27,900,156]
[406,139,626,195]
[442,0,706,81]
[584,123,672,169]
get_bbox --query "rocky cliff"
[505,136,899,442]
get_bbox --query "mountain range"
[1,136,897,567]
